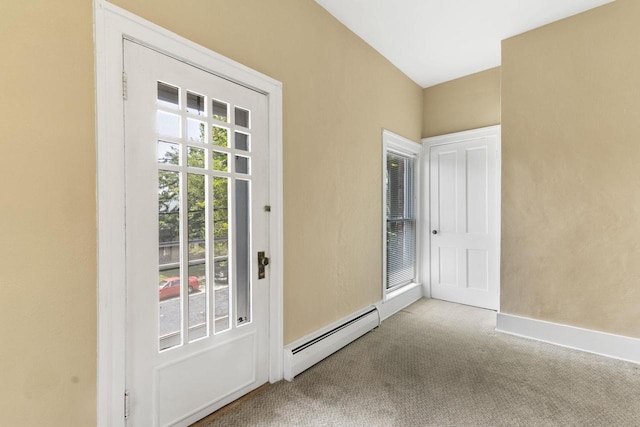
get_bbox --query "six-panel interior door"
[429,136,499,310]
[123,40,270,427]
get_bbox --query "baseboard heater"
[283,306,380,381]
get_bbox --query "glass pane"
[212,99,228,122]
[187,147,205,168]
[157,111,181,138]
[386,220,416,289]
[236,179,251,324]
[235,132,250,151]
[235,107,250,128]
[235,156,249,174]
[212,126,228,147]
[386,152,415,220]
[187,92,205,116]
[158,170,181,350]
[186,119,206,143]
[187,174,207,342]
[386,151,416,290]
[157,141,179,165]
[157,82,179,107]
[213,177,230,333]
[213,151,228,172]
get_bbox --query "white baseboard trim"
[496,313,640,364]
[377,282,423,321]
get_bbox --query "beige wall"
[0,0,97,425]
[0,1,421,424]
[107,0,422,343]
[502,0,640,338]
[422,67,501,138]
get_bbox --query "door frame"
[94,2,284,425]
[421,125,501,306]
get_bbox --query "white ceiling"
[315,0,615,88]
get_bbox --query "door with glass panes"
[124,40,270,427]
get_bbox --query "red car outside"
[159,276,200,300]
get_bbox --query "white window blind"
[386,151,416,289]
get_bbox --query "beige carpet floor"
[196,298,640,426]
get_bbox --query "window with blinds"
[386,151,416,290]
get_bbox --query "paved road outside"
[159,285,229,337]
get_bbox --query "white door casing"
[423,126,501,310]
[95,3,283,426]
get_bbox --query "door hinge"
[124,391,130,420]
[122,71,128,101]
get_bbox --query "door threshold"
[190,383,271,426]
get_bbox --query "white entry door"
[427,127,500,310]
[124,40,270,426]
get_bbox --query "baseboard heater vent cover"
[283,306,380,381]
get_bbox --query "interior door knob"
[432,230,438,235]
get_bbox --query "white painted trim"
[419,146,431,299]
[422,124,501,147]
[95,2,283,425]
[375,282,423,321]
[382,129,422,300]
[94,3,126,425]
[383,129,423,153]
[421,125,501,309]
[496,313,640,365]
[268,85,285,385]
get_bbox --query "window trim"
[382,129,422,300]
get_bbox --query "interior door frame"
[94,2,284,425]
[421,125,501,306]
